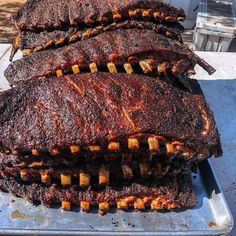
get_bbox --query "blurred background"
[1,0,235,51]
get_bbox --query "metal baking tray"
[0,160,233,235]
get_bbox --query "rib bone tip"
[148,137,159,151]
[32,149,39,156]
[56,70,63,77]
[81,201,90,211]
[89,63,98,73]
[99,166,109,185]
[80,172,90,186]
[107,62,117,73]
[117,200,128,209]
[108,142,120,150]
[62,201,71,210]
[122,164,133,179]
[71,65,80,74]
[139,60,152,73]
[70,145,80,153]
[128,138,139,149]
[61,174,72,185]
[124,63,134,74]
[134,198,145,209]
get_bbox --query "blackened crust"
[0,73,222,157]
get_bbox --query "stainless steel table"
[0,46,235,235]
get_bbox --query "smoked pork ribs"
[0,73,222,212]
[2,0,222,214]
[5,29,215,91]
[10,0,185,58]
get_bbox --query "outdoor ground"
[0,0,236,51]
[0,0,26,43]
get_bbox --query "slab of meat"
[5,29,215,90]
[0,149,197,186]
[0,73,222,158]
[0,174,196,213]
[10,21,183,60]
[12,0,186,31]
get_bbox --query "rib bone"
[142,10,152,17]
[62,201,71,210]
[70,145,80,153]
[148,137,159,151]
[107,62,117,73]
[166,143,174,154]
[153,12,161,19]
[22,49,32,56]
[99,166,109,185]
[117,200,128,209]
[20,170,28,179]
[40,171,51,184]
[34,45,43,52]
[134,198,145,209]
[128,10,137,18]
[99,202,109,213]
[31,149,39,155]
[28,161,43,168]
[165,16,176,22]
[139,60,152,73]
[151,197,163,210]
[128,138,139,149]
[56,70,63,77]
[80,201,90,212]
[88,145,101,151]
[80,172,90,186]
[89,63,98,73]
[108,142,120,150]
[139,162,150,177]
[55,37,65,46]
[177,17,185,21]
[124,63,134,74]
[113,12,122,21]
[71,65,80,74]
[61,174,72,185]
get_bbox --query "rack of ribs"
[10,0,186,59]
[0,73,222,158]
[0,174,196,214]
[5,29,215,91]
[10,21,184,60]
[0,73,221,213]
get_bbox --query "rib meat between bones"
[0,174,196,212]
[12,0,186,31]
[5,29,215,90]
[0,73,222,158]
[0,149,196,186]
[10,21,183,60]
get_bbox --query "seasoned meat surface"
[0,73,222,157]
